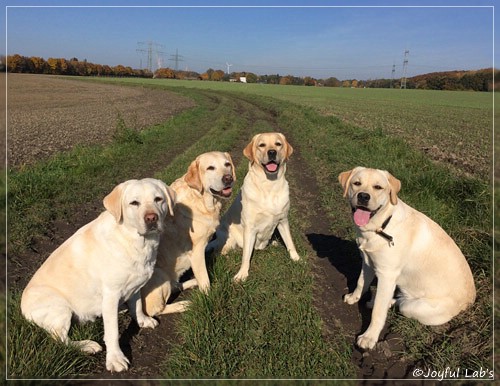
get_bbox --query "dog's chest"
[118,241,158,295]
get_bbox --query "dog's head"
[243,132,293,179]
[103,178,176,236]
[338,167,401,227]
[185,151,236,198]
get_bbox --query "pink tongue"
[353,208,371,227]
[266,163,278,172]
[222,187,232,196]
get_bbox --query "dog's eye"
[275,142,282,147]
[374,185,383,190]
[353,181,362,186]
[258,143,266,148]
[224,162,231,168]
[130,200,140,206]
[154,197,163,203]
[207,166,215,171]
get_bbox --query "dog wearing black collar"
[338,166,476,350]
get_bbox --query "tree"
[304,76,316,86]
[246,72,258,83]
[7,54,29,72]
[323,77,341,87]
[30,57,47,74]
[211,69,225,81]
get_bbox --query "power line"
[390,61,396,88]
[136,41,165,72]
[169,48,184,71]
[401,49,409,89]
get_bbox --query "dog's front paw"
[198,280,210,294]
[137,315,159,329]
[233,270,249,283]
[343,292,361,305]
[290,251,300,261]
[356,332,379,350]
[106,351,130,372]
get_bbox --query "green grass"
[7,77,492,379]
[95,77,493,180]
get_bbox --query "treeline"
[408,69,496,91]
[5,54,151,77]
[3,54,497,91]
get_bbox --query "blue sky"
[3,1,496,80]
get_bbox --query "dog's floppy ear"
[185,158,203,193]
[338,169,354,198]
[225,152,237,182]
[243,135,257,162]
[153,180,177,216]
[387,172,401,205]
[280,133,294,160]
[158,180,176,216]
[166,185,176,216]
[103,182,125,222]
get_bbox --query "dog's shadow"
[306,233,374,332]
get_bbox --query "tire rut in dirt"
[282,129,413,379]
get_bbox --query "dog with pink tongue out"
[338,166,475,350]
[208,132,300,282]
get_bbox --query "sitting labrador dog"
[338,167,476,350]
[209,132,300,282]
[21,178,175,372]
[141,151,235,316]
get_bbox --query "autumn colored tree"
[154,67,176,78]
[211,70,225,81]
[304,76,316,86]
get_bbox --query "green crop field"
[7,77,493,381]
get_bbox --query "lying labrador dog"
[141,151,235,316]
[21,178,175,372]
[338,167,476,350]
[209,132,300,282]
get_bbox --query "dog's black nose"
[268,149,277,160]
[222,174,233,185]
[357,192,370,205]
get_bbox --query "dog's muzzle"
[210,174,233,198]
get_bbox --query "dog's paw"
[106,351,130,372]
[233,270,249,283]
[290,251,300,261]
[198,280,210,295]
[356,332,378,350]
[74,339,103,354]
[343,292,360,305]
[137,315,159,329]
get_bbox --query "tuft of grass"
[113,112,143,144]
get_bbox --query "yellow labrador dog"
[141,151,235,316]
[338,167,476,350]
[209,132,300,282]
[21,178,175,372]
